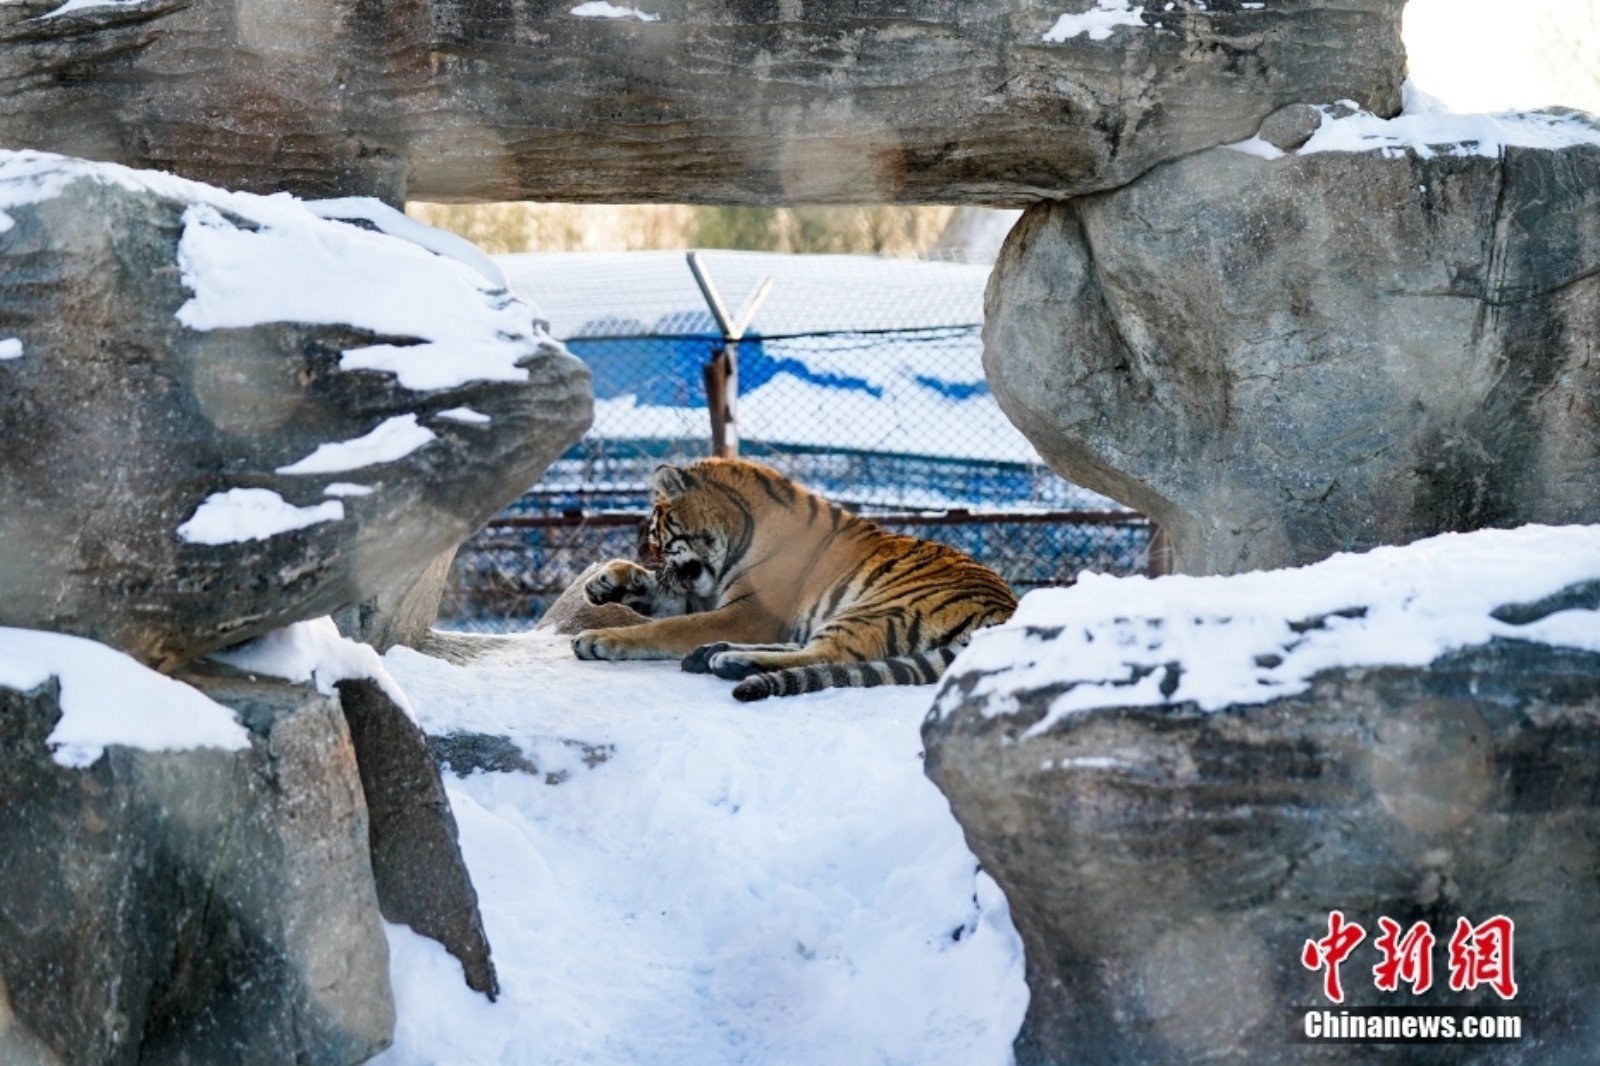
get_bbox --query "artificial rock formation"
[0,0,1406,205]
[985,108,1600,574]
[0,671,394,1066]
[338,678,499,1000]
[925,572,1600,1065]
[0,152,592,671]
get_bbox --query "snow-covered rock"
[212,616,498,998]
[924,525,1600,1065]
[986,95,1600,574]
[0,151,591,670]
[0,662,393,1066]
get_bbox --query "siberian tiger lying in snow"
[572,458,1017,701]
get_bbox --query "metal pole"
[686,251,770,460]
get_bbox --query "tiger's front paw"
[573,628,638,660]
[584,559,658,608]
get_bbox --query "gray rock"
[0,670,393,1066]
[0,154,592,670]
[925,634,1600,1066]
[335,547,460,654]
[0,0,1405,204]
[337,678,498,1000]
[427,731,614,784]
[1255,103,1327,151]
[984,115,1600,574]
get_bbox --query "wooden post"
[703,346,734,458]
[686,251,770,460]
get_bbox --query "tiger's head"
[640,463,754,603]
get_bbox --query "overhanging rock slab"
[0,0,1406,204]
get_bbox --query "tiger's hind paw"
[682,642,763,680]
[680,642,730,674]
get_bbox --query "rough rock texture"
[337,678,498,1000]
[335,548,460,654]
[925,632,1600,1065]
[985,123,1600,574]
[0,671,393,1066]
[0,156,592,670]
[0,0,1405,204]
[428,731,614,783]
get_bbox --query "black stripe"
[882,614,903,656]
[828,664,853,689]
[858,554,902,592]
[806,494,820,526]
[752,468,796,507]
[860,665,885,688]
[886,658,916,684]
[819,580,851,622]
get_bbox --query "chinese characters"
[1302,913,1517,1003]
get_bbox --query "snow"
[210,616,414,715]
[1404,0,1600,117]
[175,200,545,392]
[177,488,344,545]
[323,482,375,497]
[275,414,438,475]
[371,634,1027,1065]
[1043,1,1146,42]
[435,406,492,425]
[1229,81,1600,162]
[570,1,660,20]
[1227,135,1284,160]
[0,627,249,769]
[34,0,142,18]
[0,337,21,359]
[937,524,1600,739]
[306,197,513,292]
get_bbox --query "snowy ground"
[370,633,1028,1066]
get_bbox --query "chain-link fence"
[440,250,1152,631]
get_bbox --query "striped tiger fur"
[571,458,1016,701]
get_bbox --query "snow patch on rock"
[1,627,249,768]
[1044,1,1146,42]
[177,488,344,545]
[212,616,414,716]
[276,414,437,475]
[938,524,1600,737]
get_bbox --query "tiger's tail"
[731,647,961,702]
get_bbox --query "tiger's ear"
[651,464,691,500]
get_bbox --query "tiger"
[572,457,1017,701]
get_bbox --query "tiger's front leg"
[573,606,783,662]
